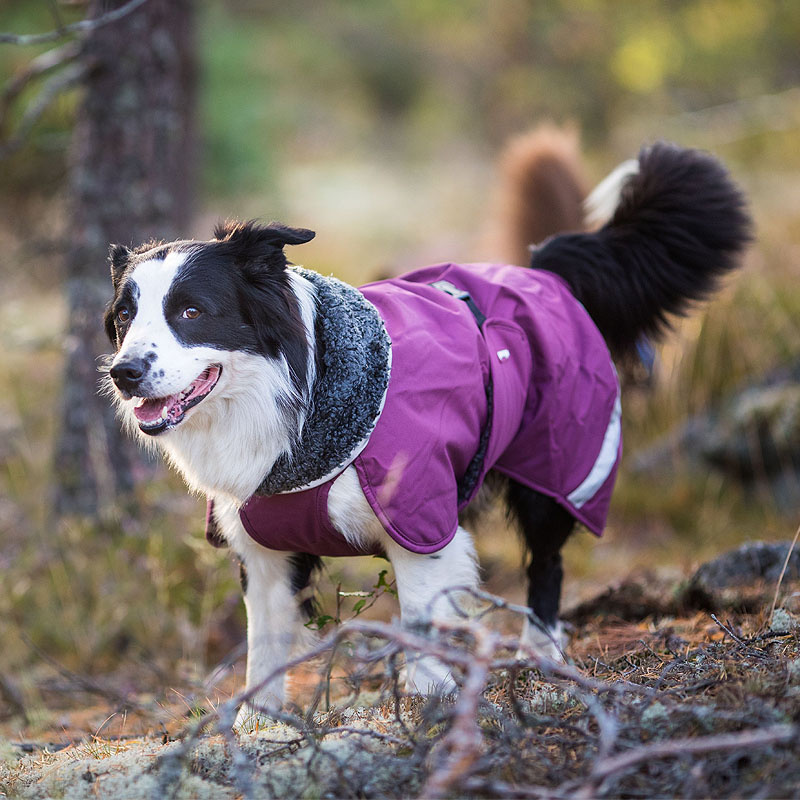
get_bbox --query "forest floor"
[2,542,799,799]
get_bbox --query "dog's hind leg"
[380,526,480,695]
[505,480,576,662]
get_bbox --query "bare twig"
[217,708,255,799]
[0,60,87,159]
[0,40,82,133]
[709,613,749,645]
[443,584,548,623]
[709,613,766,658]
[585,724,796,787]
[0,0,150,46]
[421,626,499,798]
[769,522,800,620]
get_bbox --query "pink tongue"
[131,366,219,424]
[134,394,179,423]
[184,366,218,402]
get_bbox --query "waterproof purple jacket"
[235,263,621,556]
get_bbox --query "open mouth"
[133,364,222,435]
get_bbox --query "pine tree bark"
[54,0,196,516]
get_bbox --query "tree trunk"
[54,0,196,516]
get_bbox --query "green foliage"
[5,2,800,199]
[306,568,398,632]
[198,6,280,198]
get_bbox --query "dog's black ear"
[222,221,314,399]
[214,219,315,252]
[109,243,132,289]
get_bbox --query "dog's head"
[103,220,315,438]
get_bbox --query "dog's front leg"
[214,502,302,731]
[381,526,480,696]
[238,543,300,730]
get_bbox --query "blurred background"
[1,0,799,729]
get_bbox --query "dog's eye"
[182,307,201,320]
[117,307,130,323]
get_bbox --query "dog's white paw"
[233,702,281,734]
[403,655,458,696]
[516,619,566,664]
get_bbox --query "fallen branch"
[421,626,500,799]
[584,724,796,789]
[0,40,81,136]
[0,0,150,46]
[0,60,87,159]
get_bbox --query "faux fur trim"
[255,268,391,495]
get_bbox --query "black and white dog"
[104,142,751,727]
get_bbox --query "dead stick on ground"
[709,613,759,653]
[583,724,796,790]
[420,626,499,799]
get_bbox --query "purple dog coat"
[233,262,621,558]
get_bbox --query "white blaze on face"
[121,250,186,348]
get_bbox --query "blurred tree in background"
[1,0,196,517]
[54,0,196,516]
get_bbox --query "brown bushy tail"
[488,124,587,266]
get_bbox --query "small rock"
[526,687,569,714]
[700,384,800,479]
[690,541,800,590]
[769,608,798,634]
[641,701,669,731]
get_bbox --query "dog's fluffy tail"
[530,142,753,356]
[490,125,587,267]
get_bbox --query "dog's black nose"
[110,358,147,393]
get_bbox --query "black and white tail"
[530,142,753,356]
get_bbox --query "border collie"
[103,141,751,729]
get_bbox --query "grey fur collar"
[255,268,391,495]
